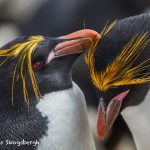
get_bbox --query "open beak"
[97,90,130,140]
[46,29,101,63]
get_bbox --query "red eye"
[32,61,43,70]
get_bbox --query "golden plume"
[0,36,44,105]
[85,23,150,91]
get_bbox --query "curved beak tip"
[97,129,106,140]
[54,29,101,56]
[60,29,101,42]
[99,135,106,140]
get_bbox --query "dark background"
[0,0,150,149]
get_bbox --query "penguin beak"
[97,90,130,140]
[46,29,100,63]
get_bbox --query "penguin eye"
[32,61,43,71]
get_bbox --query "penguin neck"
[36,82,96,150]
[121,89,150,150]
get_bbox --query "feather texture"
[0,36,44,104]
[85,30,150,91]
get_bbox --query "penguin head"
[0,29,100,106]
[85,14,150,140]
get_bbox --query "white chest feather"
[121,90,150,150]
[36,82,96,150]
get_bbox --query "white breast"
[36,82,96,150]
[121,89,150,150]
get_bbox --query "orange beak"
[46,29,101,63]
[97,90,130,139]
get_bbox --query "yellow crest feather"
[0,36,44,105]
[85,24,150,91]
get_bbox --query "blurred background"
[0,0,150,149]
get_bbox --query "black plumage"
[0,36,74,150]
[94,13,150,108]
[85,13,150,146]
[0,29,99,150]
